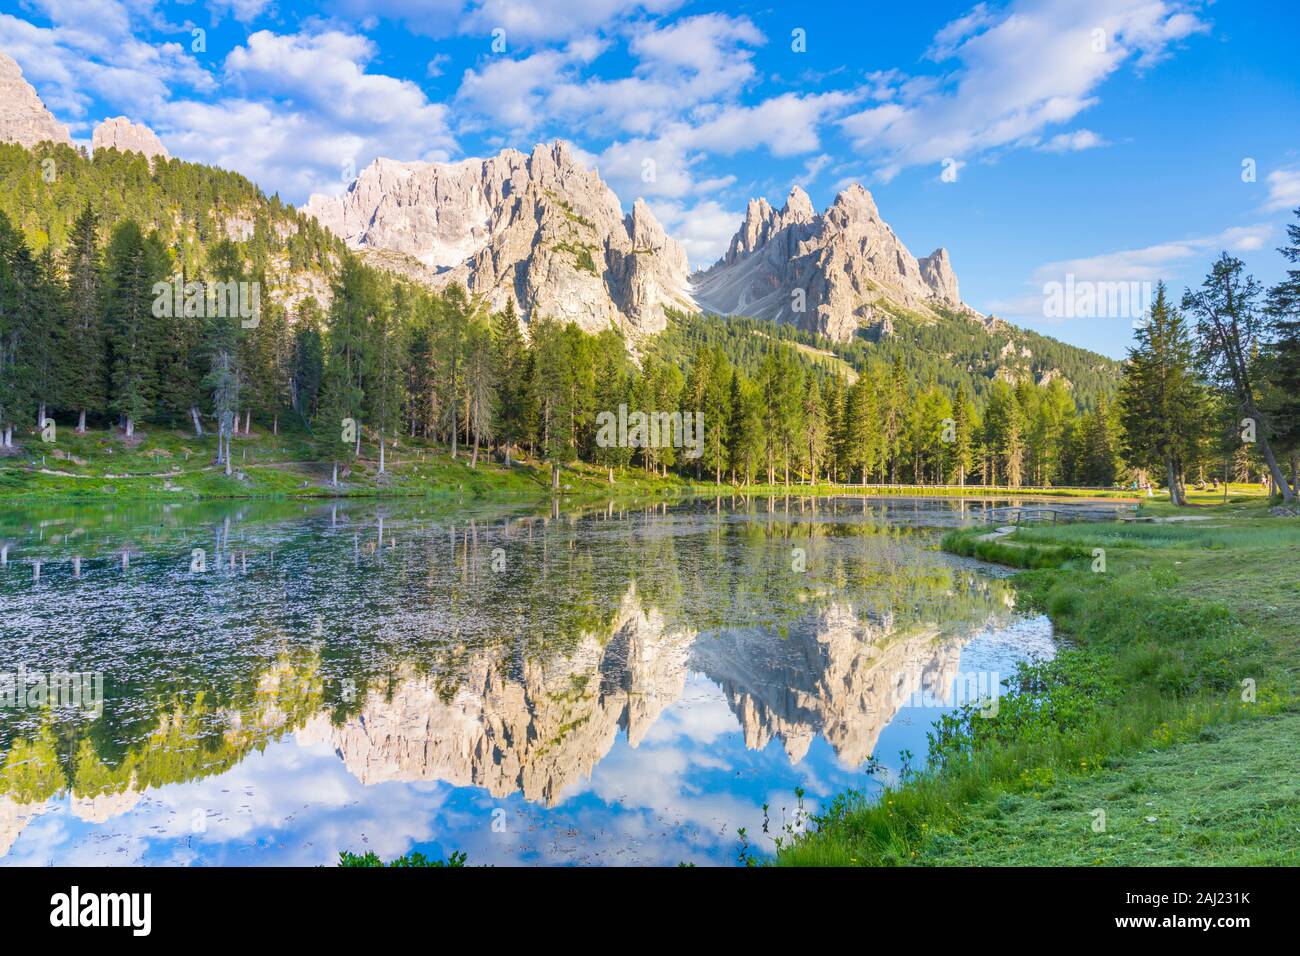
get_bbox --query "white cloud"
[158,28,456,202]
[0,2,213,126]
[792,154,831,188]
[1264,167,1300,213]
[684,91,858,158]
[1036,129,1108,153]
[207,0,274,22]
[840,0,1207,180]
[330,0,684,44]
[648,197,739,268]
[987,223,1273,320]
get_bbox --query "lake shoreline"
[776,492,1298,866]
[0,426,1148,504]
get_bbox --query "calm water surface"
[0,495,1096,866]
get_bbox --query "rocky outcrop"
[304,142,695,340]
[92,116,169,162]
[0,52,72,149]
[693,184,977,342]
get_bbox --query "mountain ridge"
[692,183,977,342]
[303,141,696,341]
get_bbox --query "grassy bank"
[0,424,1149,502]
[776,493,1299,866]
[0,425,696,501]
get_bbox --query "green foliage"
[338,849,468,867]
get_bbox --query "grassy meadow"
[777,491,1299,866]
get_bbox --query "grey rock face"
[693,183,976,342]
[0,52,72,149]
[304,142,695,340]
[92,117,170,162]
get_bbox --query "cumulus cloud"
[161,28,456,201]
[646,197,739,268]
[0,0,213,126]
[1036,129,1109,153]
[1264,167,1300,213]
[840,0,1208,181]
[329,0,684,45]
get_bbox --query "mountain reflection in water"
[0,495,1056,865]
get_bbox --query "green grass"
[777,502,1299,867]
[0,424,701,501]
[0,424,1158,503]
[920,712,1300,865]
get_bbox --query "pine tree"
[700,347,733,484]
[491,298,527,464]
[317,258,376,482]
[1184,254,1295,501]
[843,370,880,485]
[366,302,404,474]
[289,299,324,424]
[28,245,67,430]
[102,221,166,437]
[1119,282,1205,506]
[0,212,35,447]
[462,316,496,469]
[1264,208,1300,491]
[62,204,104,433]
[951,389,976,486]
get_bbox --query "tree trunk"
[332,460,338,488]
[244,409,251,435]
[471,433,478,469]
[190,406,203,436]
[1165,455,1186,507]
[273,414,278,436]
[378,434,386,475]
[37,400,45,428]
[125,416,134,438]
[1255,430,1295,503]
[77,410,86,434]
[551,461,560,490]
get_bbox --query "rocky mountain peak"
[918,247,960,306]
[693,182,978,342]
[828,182,880,221]
[0,51,72,149]
[781,185,816,223]
[92,116,170,162]
[304,141,695,341]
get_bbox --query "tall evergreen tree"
[1264,208,1300,490]
[1119,283,1205,506]
[1184,253,1295,501]
[102,221,167,437]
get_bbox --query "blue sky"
[2,0,1298,358]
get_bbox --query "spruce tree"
[102,221,166,437]
[62,205,105,433]
[1119,282,1205,505]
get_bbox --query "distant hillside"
[659,308,1119,413]
[0,141,342,312]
